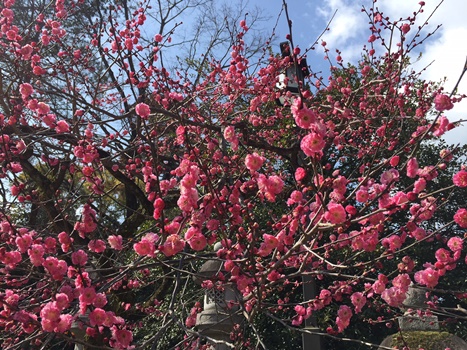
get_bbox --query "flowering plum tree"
[0,0,466,349]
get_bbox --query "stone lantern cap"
[194,259,225,285]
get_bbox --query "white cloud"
[313,0,467,144]
[419,26,467,145]
[315,0,366,60]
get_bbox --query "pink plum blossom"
[184,227,207,251]
[434,93,453,112]
[245,152,264,172]
[300,132,325,156]
[414,267,439,288]
[447,237,463,252]
[350,292,366,313]
[324,203,346,224]
[453,170,467,188]
[108,235,123,250]
[453,208,467,228]
[135,103,150,118]
[55,120,70,133]
[406,158,419,178]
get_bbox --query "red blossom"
[454,208,467,228]
[135,102,151,118]
[434,93,454,112]
[453,170,467,188]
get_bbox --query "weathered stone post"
[194,249,242,349]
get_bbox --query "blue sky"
[244,0,467,145]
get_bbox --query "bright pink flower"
[134,238,155,257]
[410,227,427,240]
[413,178,426,193]
[372,275,387,295]
[401,23,410,34]
[324,203,346,224]
[258,174,284,202]
[392,274,411,292]
[350,292,366,314]
[406,157,419,178]
[258,234,279,257]
[185,314,197,328]
[206,219,219,230]
[393,191,408,206]
[2,250,21,269]
[93,293,108,308]
[223,126,236,142]
[36,102,51,114]
[55,314,73,333]
[454,208,467,228]
[55,293,70,310]
[55,120,70,133]
[380,169,399,185]
[414,267,439,288]
[40,302,61,323]
[184,227,207,251]
[28,244,45,266]
[300,133,325,156]
[1,8,14,19]
[447,237,463,252]
[164,220,181,235]
[43,257,67,280]
[287,190,303,205]
[71,250,88,266]
[89,308,107,326]
[245,152,264,172]
[381,287,406,307]
[177,187,198,212]
[111,328,133,348]
[336,305,352,332]
[435,248,452,264]
[41,318,57,332]
[390,155,400,167]
[79,287,96,306]
[15,234,33,253]
[108,235,123,250]
[453,170,467,188]
[239,19,247,30]
[88,239,106,253]
[161,234,185,257]
[432,115,449,137]
[292,98,316,129]
[154,34,163,42]
[295,167,306,182]
[268,175,284,195]
[9,162,22,173]
[382,235,402,252]
[434,93,453,112]
[19,83,33,99]
[356,189,369,203]
[153,198,165,220]
[135,103,150,118]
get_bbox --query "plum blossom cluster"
[0,0,467,349]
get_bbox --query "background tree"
[0,1,466,349]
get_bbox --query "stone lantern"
[194,250,242,349]
[378,285,467,349]
[276,41,310,106]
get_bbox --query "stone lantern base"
[196,308,242,349]
[378,331,467,350]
